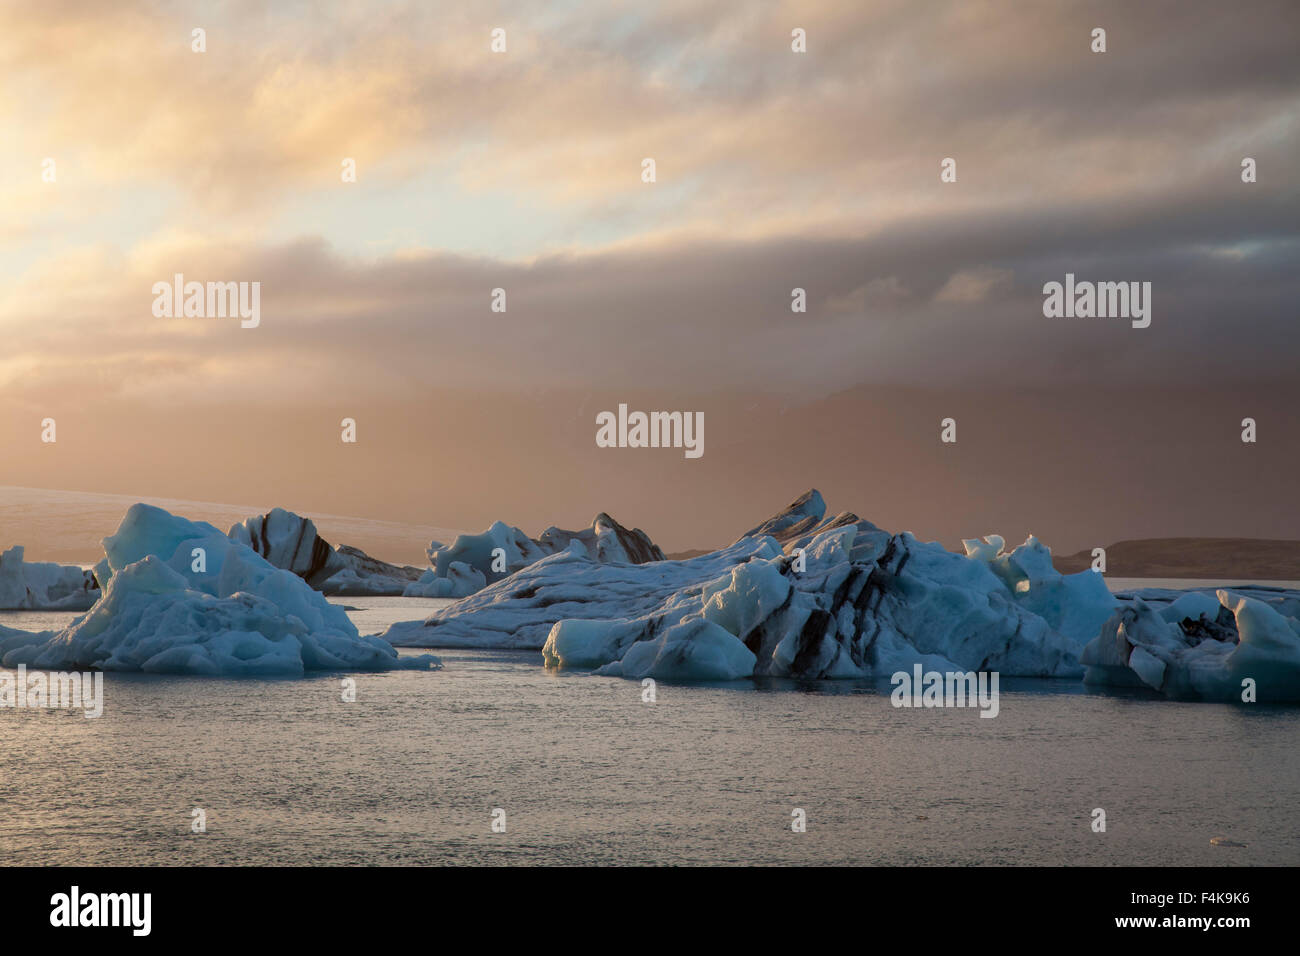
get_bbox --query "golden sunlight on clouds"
[7,0,1282,255]
[0,0,1296,546]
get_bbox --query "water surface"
[0,593,1294,866]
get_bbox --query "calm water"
[1,595,1296,866]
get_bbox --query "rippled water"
[1,596,1296,865]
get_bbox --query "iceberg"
[0,545,99,611]
[537,513,665,565]
[407,511,664,597]
[738,488,878,552]
[228,508,337,585]
[1081,588,1300,701]
[963,533,1119,645]
[3,504,439,676]
[542,614,758,680]
[423,520,547,586]
[229,508,424,596]
[385,491,1085,682]
[595,620,757,681]
[319,544,425,596]
[403,560,487,598]
[11,489,1297,698]
[384,537,779,649]
[389,490,1300,695]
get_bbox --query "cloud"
[2,177,1296,411]
[934,268,1013,304]
[2,0,1297,546]
[2,0,1296,257]
[0,1,1295,411]
[826,277,912,315]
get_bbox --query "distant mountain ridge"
[1052,538,1300,580]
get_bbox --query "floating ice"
[963,533,1119,645]
[1080,589,1300,701]
[2,504,439,676]
[425,520,546,586]
[543,617,758,681]
[384,537,778,650]
[0,545,98,611]
[538,513,665,565]
[230,508,422,596]
[594,619,757,681]
[229,508,337,585]
[404,560,487,598]
[387,491,1087,682]
[411,512,664,597]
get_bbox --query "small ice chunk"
[615,619,757,681]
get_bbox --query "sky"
[2,0,1298,557]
